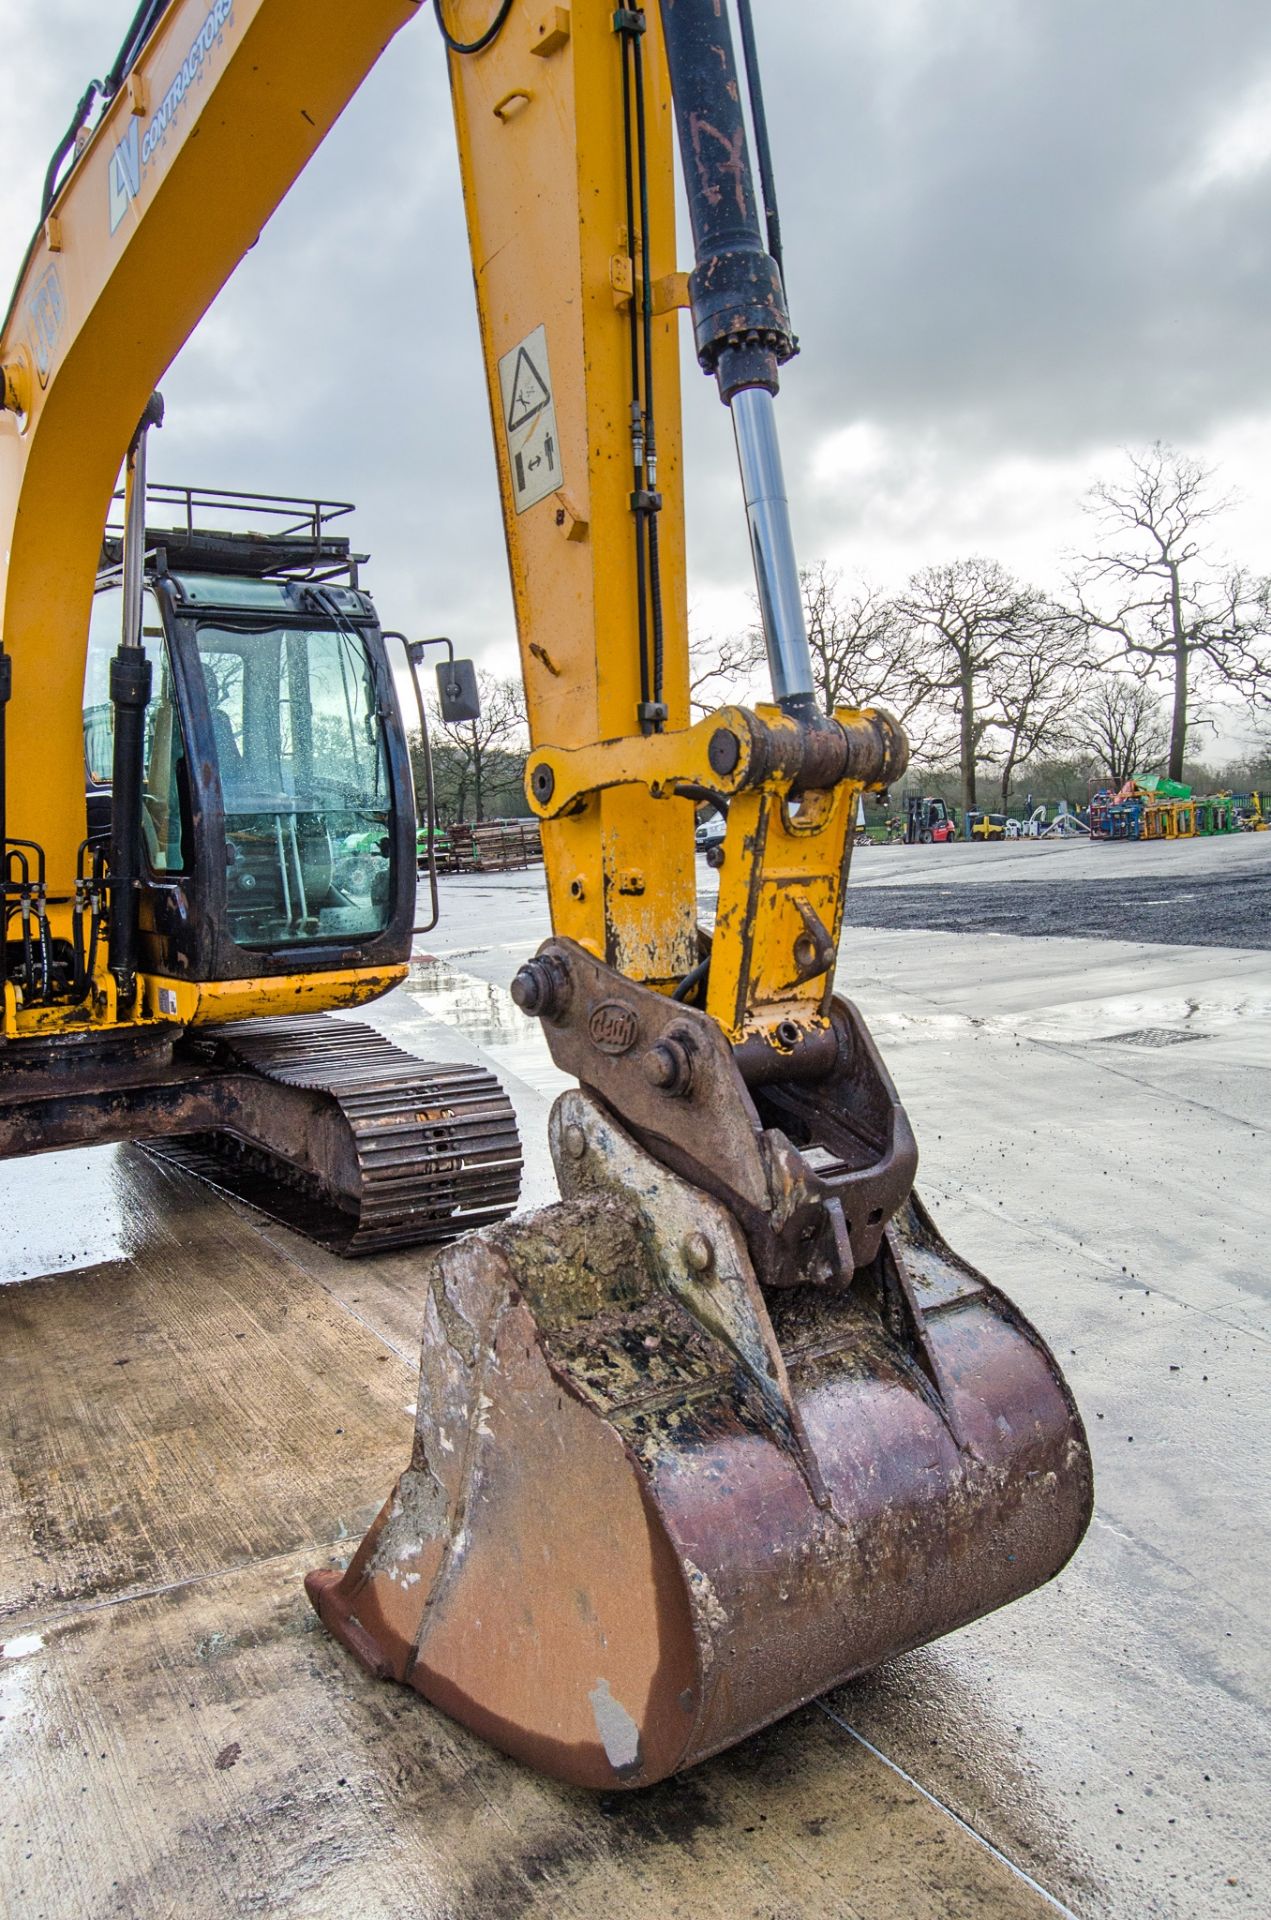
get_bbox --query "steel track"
[147,1015,521,1255]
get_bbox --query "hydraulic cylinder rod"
[656,0,816,715]
[731,386,813,712]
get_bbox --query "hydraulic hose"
[434,0,514,56]
[107,396,162,1007]
[735,0,786,293]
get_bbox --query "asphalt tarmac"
[845,836,1271,948]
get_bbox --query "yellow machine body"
[1,0,1091,1791]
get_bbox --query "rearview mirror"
[436,658,481,724]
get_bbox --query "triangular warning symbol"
[505,346,551,432]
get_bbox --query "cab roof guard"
[99,482,366,586]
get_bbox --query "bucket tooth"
[308,1089,1092,1790]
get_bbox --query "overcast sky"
[4,1,1270,752]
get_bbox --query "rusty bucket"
[308,1088,1091,1789]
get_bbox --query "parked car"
[695,814,727,852]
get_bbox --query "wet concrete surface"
[2,844,1268,1917]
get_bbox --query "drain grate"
[1097,1027,1206,1049]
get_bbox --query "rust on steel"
[511,938,917,1289]
[308,1089,1092,1790]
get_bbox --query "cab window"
[194,621,393,948]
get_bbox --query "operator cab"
[84,485,417,985]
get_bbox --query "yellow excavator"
[0,0,1092,1790]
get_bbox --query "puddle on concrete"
[0,1145,139,1287]
[401,958,571,1103]
[2,1633,44,1659]
[0,1635,40,1758]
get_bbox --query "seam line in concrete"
[816,1702,1081,1920]
[1019,1033,1271,1135]
[2,1538,343,1639]
[920,1173,1265,1338]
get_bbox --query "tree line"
[410,669,527,825]
[414,443,1271,822]
[701,442,1271,812]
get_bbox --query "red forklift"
[905,795,958,843]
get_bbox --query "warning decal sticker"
[498,325,562,514]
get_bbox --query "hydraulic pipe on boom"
[731,386,815,711]
[658,0,817,715]
[107,391,162,1006]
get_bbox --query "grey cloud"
[762,1,1271,450]
[4,2,1269,659]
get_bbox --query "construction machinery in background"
[1089,774,1250,842]
[1,0,1092,1791]
[1023,802,1089,838]
[904,794,958,843]
[966,808,1008,841]
[901,796,1007,843]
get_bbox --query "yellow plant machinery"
[0,0,1091,1790]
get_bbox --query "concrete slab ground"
[2,835,1268,1918]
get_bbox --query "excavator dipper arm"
[308,0,1093,1788]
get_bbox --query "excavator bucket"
[308,1080,1091,1789]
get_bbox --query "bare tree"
[1071,443,1271,781]
[1216,724,1271,797]
[1074,674,1169,788]
[726,563,933,753]
[987,610,1086,806]
[429,669,526,821]
[688,628,766,717]
[796,564,909,713]
[894,558,1050,814]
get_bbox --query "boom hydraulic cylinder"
[657,0,815,715]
